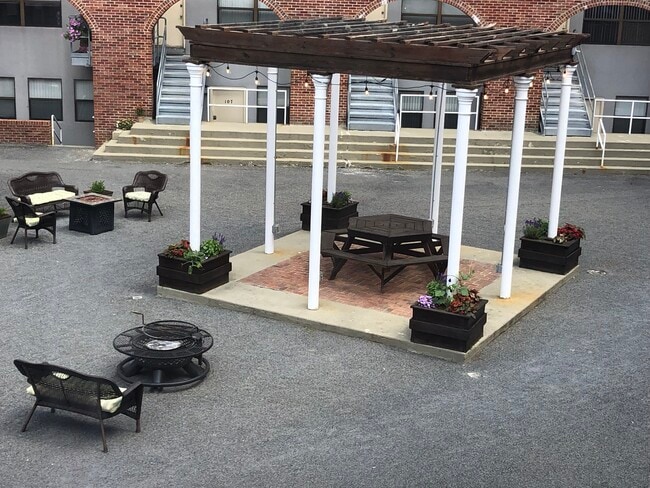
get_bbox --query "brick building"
[1,0,649,147]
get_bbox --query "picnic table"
[321,214,448,290]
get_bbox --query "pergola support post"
[446,88,478,285]
[327,73,341,201]
[430,83,447,233]
[186,63,206,251]
[500,75,534,299]
[307,74,332,310]
[548,64,577,238]
[264,67,278,254]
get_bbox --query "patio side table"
[67,193,121,235]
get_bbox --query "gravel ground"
[0,145,648,488]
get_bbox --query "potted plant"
[116,119,135,131]
[300,190,359,231]
[84,180,113,196]
[518,218,585,274]
[135,107,147,122]
[0,206,11,239]
[409,273,488,352]
[156,232,232,294]
[63,15,90,52]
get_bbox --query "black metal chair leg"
[147,203,153,222]
[22,402,38,432]
[24,228,28,249]
[99,418,108,453]
[52,226,56,244]
[154,201,163,216]
[10,225,19,244]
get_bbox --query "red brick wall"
[0,120,51,145]
[69,0,650,144]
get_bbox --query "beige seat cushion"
[26,385,127,414]
[27,190,76,206]
[124,191,152,202]
[24,211,44,228]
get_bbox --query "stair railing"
[50,115,63,145]
[574,48,596,128]
[596,117,607,167]
[154,18,168,122]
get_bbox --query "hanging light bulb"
[364,78,369,96]
[428,85,434,100]
[304,75,310,88]
[205,68,211,77]
[226,64,231,74]
[483,93,489,100]
[545,77,550,85]
[504,86,509,94]
[254,70,260,85]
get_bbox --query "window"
[0,0,61,27]
[613,96,648,134]
[401,0,473,25]
[583,6,650,46]
[399,91,424,128]
[74,80,93,122]
[0,77,16,119]
[217,0,277,23]
[256,85,289,124]
[28,78,62,120]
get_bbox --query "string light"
[226,64,230,74]
[304,74,310,88]
[483,93,489,100]
[504,86,509,94]
[428,84,434,100]
[364,77,369,96]
[254,70,260,85]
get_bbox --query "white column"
[548,64,577,238]
[264,67,278,254]
[307,74,331,310]
[446,88,478,285]
[326,73,341,201]
[500,75,534,299]
[186,63,206,251]
[429,83,447,233]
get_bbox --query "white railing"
[51,115,63,145]
[154,18,167,121]
[596,118,607,168]
[574,48,596,127]
[394,92,480,161]
[594,97,650,135]
[206,87,288,124]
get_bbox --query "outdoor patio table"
[66,193,121,235]
[322,214,448,289]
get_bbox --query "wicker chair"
[5,196,56,249]
[122,170,168,222]
[14,360,144,453]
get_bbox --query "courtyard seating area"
[0,146,647,486]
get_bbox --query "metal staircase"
[540,66,592,137]
[348,76,396,131]
[156,53,192,125]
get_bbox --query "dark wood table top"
[348,214,433,240]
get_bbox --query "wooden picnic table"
[321,214,448,290]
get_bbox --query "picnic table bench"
[320,215,449,290]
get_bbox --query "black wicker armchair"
[14,359,144,453]
[5,196,56,249]
[122,170,168,222]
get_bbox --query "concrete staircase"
[348,76,396,131]
[540,68,592,137]
[94,122,650,171]
[156,54,191,125]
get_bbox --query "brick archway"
[549,0,650,30]
[357,0,482,22]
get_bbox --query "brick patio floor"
[242,253,498,318]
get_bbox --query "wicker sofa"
[8,171,78,212]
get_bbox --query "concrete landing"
[158,231,576,362]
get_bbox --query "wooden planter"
[409,299,488,352]
[156,250,232,294]
[0,215,10,239]
[518,237,581,275]
[300,201,359,231]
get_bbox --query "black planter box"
[0,216,10,239]
[157,250,232,294]
[518,237,581,274]
[409,299,488,352]
[300,201,359,231]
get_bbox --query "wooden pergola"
[179,19,587,309]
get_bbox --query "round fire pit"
[113,319,213,390]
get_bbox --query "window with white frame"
[28,78,62,120]
[217,0,277,23]
[74,80,93,122]
[401,0,473,25]
[0,77,16,119]
[0,0,61,27]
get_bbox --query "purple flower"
[417,295,433,308]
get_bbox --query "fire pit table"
[113,319,213,391]
[67,193,121,235]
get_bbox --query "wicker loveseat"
[8,172,78,212]
[14,359,144,453]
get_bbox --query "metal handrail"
[574,48,596,127]
[596,117,607,167]
[50,115,63,145]
[154,18,168,121]
[206,87,289,125]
